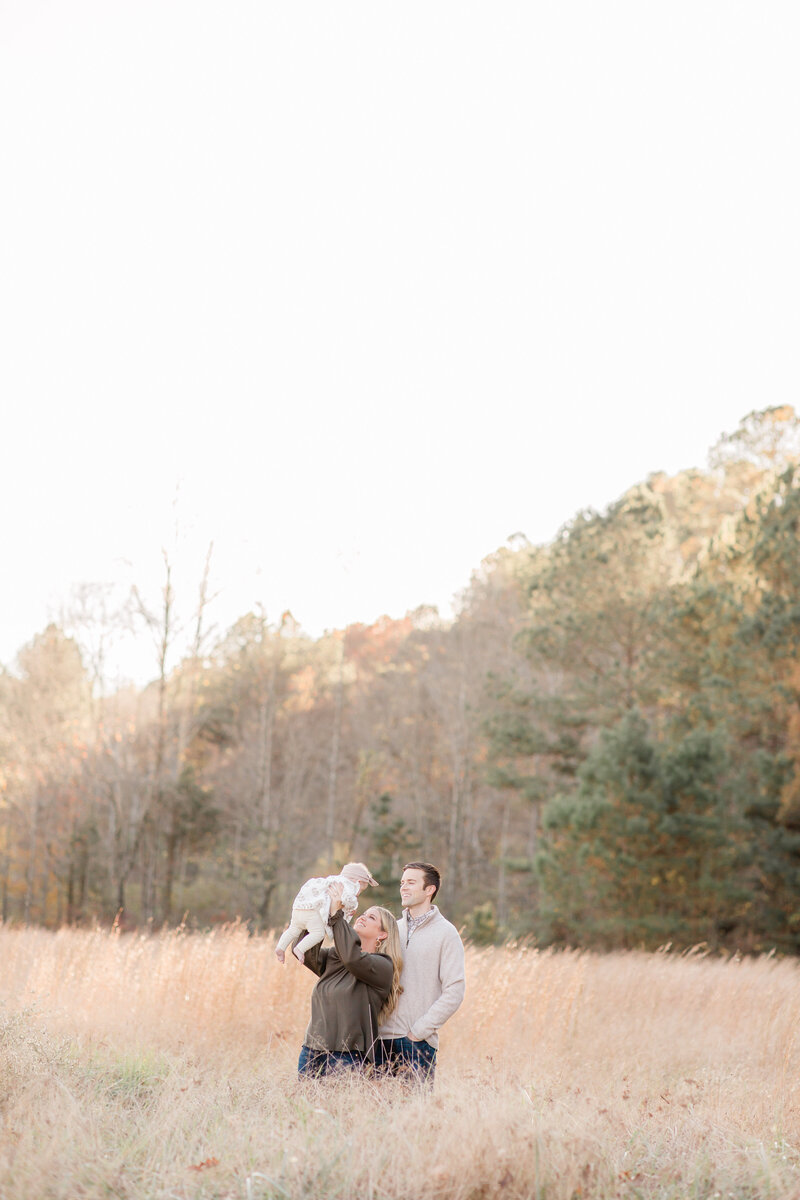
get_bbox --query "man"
[375,861,465,1082]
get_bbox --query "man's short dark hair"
[403,862,441,901]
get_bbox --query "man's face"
[400,868,434,909]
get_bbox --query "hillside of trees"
[3,406,800,951]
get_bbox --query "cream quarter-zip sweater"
[377,906,465,1048]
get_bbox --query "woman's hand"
[328,880,344,915]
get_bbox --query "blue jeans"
[297,1045,364,1078]
[374,1036,437,1083]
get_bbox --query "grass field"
[0,925,798,1199]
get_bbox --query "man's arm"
[408,929,466,1043]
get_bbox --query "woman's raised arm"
[294,937,328,977]
[329,911,392,992]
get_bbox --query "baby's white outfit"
[276,874,361,956]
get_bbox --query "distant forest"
[3,406,800,952]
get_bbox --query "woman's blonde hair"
[373,906,403,1024]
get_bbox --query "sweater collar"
[403,905,438,941]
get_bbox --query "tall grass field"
[0,925,798,1199]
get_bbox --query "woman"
[296,884,403,1077]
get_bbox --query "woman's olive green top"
[300,909,393,1061]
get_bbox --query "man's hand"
[328,880,344,914]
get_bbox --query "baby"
[274,861,379,963]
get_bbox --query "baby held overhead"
[274,862,379,964]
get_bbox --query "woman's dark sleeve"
[329,911,392,997]
[295,937,328,978]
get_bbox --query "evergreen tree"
[361,792,420,911]
[537,712,746,949]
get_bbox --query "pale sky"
[1,2,798,685]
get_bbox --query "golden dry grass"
[0,925,798,1199]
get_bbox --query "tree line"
[2,407,800,951]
